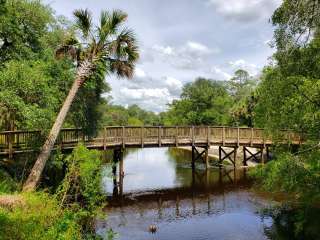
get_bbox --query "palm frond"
[97,10,128,46]
[109,59,135,78]
[109,28,139,61]
[73,8,92,39]
[104,9,128,36]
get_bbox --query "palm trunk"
[23,60,92,192]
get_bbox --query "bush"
[0,145,106,240]
[250,151,320,203]
[55,144,105,235]
[0,170,18,194]
[0,192,82,240]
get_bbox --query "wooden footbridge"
[0,126,301,169]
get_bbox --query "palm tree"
[23,9,139,191]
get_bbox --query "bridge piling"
[219,146,237,169]
[192,145,210,169]
[112,147,124,196]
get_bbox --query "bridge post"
[141,126,144,148]
[103,127,107,161]
[7,132,13,159]
[222,127,225,146]
[243,146,247,166]
[175,126,178,147]
[113,147,124,197]
[234,147,238,169]
[219,146,237,169]
[158,126,162,147]
[205,146,209,169]
[122,126,125,149]
[237,127,240,147]
[119,150,124,196]
[191,145,195,170]
[261,146,265,165]
[192,126,195,145]
[207,126,210,146]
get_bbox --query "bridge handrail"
[0,126,302,156]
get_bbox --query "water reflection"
[103,148,248,197]
[98,148,278,240]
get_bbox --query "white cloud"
[152,41,220,70]
[211,67,232,80]
[152,45,175,56]
[229,59,260,75]
[134,67,147,78]
[186,41,212,54]
[120,87,171,100]
[116,86,177,112]
[165,76,183,90]
[208,0,281,22]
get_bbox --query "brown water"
[96,148,296,240]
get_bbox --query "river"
[96,147,305,240]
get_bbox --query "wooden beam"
[219,146,237,167]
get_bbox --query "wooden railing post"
[192,126,195,145]
[222,127,225,146]
[158,126,161,147]
[141,126,144,148]
[8,132,13,159]
[175,126,178,147]
[250,128,253,146]
[207,126,210,146]
[237,127,240,146]
[103,127,107,151]
[122,126,125,148]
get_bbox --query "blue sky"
[44,0,281,112]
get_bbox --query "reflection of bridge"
[103,169,251,226]
[110,168,250,204]
[0,126,301,169]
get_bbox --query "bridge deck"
[0,126,301,156]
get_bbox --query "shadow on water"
[97,148,272,240]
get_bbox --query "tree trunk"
[23,60,92,192]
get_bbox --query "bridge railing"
[0,126,302,155]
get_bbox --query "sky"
[44,0,281,112]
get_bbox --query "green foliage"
[56,145,105,234]
[165,78,233,125]
[98,102,160,126]
[0,145,107,240]
[0,59,73,130]
[0,0,112,134]
[228,69,258,126]
[0,192,82,240]
[0,0,53,65]
[251,151,320,204]
[0,170,17,194]
[254,2,320,140]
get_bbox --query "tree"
[165,78,233,125]
[228,69,258,126]
[0,0,53,66]
[23,9,139,191]
[254,0,320,139]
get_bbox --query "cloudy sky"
[44,0,281,112]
